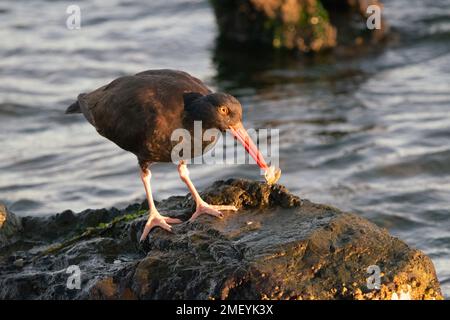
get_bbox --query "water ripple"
[0,0,449,297]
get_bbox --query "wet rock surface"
[210,0,388,53]
[0,179,442,299]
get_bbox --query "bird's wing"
[135,69,208,89]
[78,70,211,158]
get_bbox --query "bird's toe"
[139,213,181,241]
[210,204,238,212]
[189,202,238,221]
[164,216,182,224]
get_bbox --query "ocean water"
[0,0,449,297]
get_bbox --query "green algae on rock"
[0,179,442,300]
[210,0,387,53]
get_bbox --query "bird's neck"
[182,112,214,134]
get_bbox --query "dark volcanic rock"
[210,0,388,53]
[0,179,442,300]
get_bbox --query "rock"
[0,203,22,246]
[0,179,442,300]
[210,0,388,53]
[13,259,24,268]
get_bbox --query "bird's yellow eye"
[218,106,229,115]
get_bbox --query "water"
[0,0,449,297]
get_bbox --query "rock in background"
[210,0,388,53]
[0,180,442,300]
[0,203,22,246]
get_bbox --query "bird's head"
[183,92,242,131]
[183,92,281,184]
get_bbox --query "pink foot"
[189,201,238,222]
[140,210,182,241]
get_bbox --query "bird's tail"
[65,100,81,114]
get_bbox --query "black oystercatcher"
[66,69,280,241]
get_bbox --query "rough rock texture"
[210,0,388,53]
[0,179,442,300]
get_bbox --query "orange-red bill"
[229,122,269,170]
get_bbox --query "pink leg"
[177,161,237,222]
[140,167,181,241]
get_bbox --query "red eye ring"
[218,106,229,115]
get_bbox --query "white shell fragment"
[264,165,281,185]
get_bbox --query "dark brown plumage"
[66,69,273,241]
[66,69,214,165]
